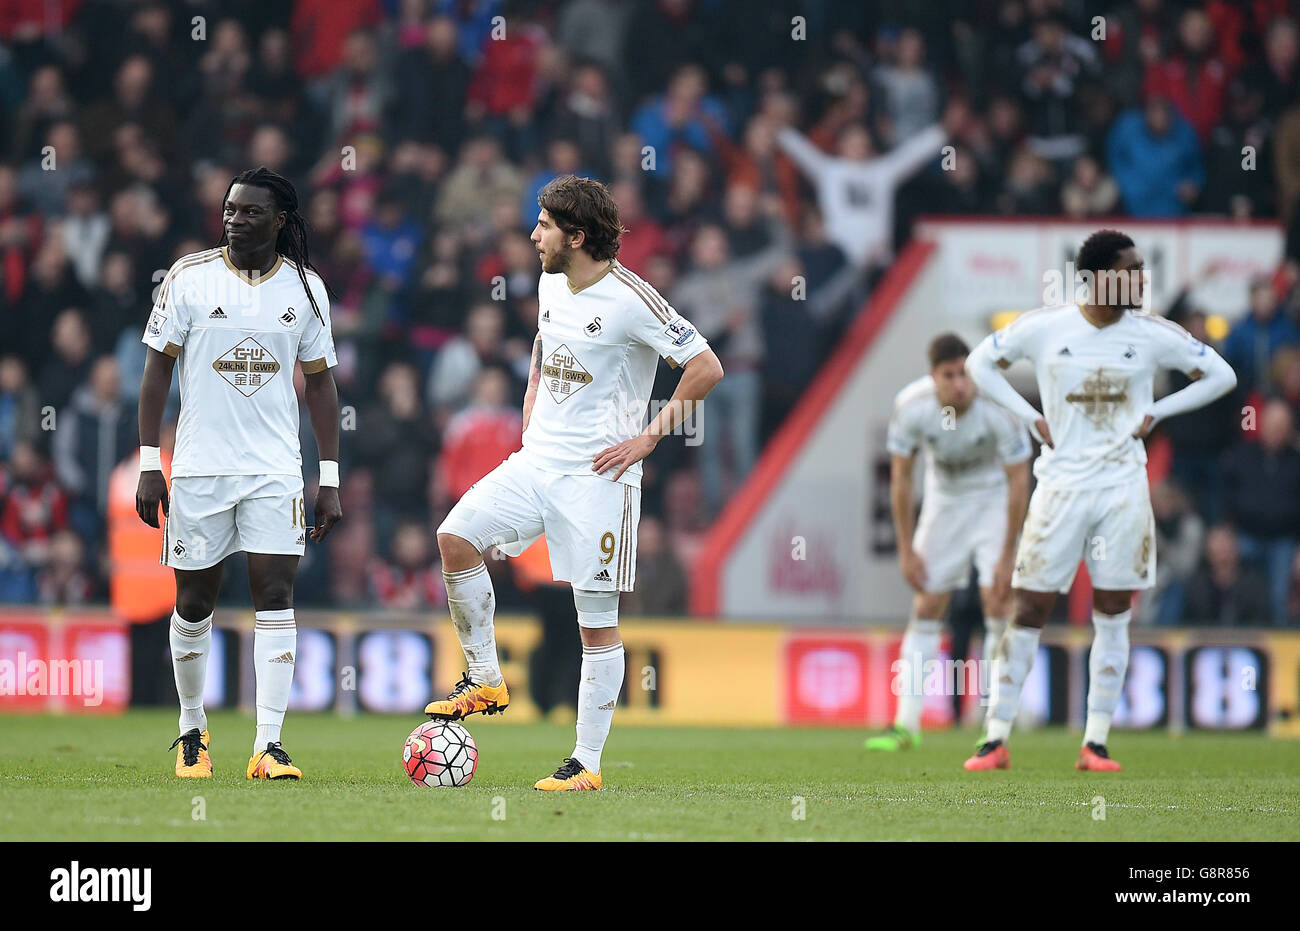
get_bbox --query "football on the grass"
[403,721,478,787]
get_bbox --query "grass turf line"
[1,711,1296,841]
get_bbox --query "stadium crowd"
[1,0,1300,625]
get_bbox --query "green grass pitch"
[2,711,1297,841]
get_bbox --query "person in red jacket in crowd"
[0,440,69,575]
[436,366,523,504]
[369,519,446,610]
[1145,6,1232,142]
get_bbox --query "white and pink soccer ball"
[403,720,478,787]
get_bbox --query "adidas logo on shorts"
[593,569,611,582]
[209,307,226,319]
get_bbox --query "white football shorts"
[912,489,1009,594]
[1011,478,1156,593]
[163,474,307,570]
[439,452,640,592]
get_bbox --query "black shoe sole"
[427,702,509,722]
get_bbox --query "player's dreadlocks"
[218,167,330,323]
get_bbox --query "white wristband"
[319,460,339,488]
[139,446,162,472]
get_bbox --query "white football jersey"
[523,260,710,487]
[886,375,1032,500]
[142,247,336,478]
[980,304,1214,489]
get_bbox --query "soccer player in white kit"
[137,168,343,781]
[424,176,724,790]
[865,334,1031,751]
[964,229,1236,772]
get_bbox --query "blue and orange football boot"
[963,739,1010,771]
[424,672,510,721]
[1076,742,1122,772]
[170,728,212,778]
[246,742,302,780]
[534,757,602,791]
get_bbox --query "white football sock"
[894,619,941,733]
[985,624,1041,743]
[170,609,212,734]
[981,616,1008,708]
[253,609,296,753]
[1084,609,1131,747]
[573,641,624,773]
[444,563,503,687]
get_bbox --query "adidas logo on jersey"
[541,309,550,322]
[209,307,227,319]
[593,569,612,583]
[269,652,295,664]
[1058,346,1072,356]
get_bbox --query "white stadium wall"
[694,220,1284,624]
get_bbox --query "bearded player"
[138,167,342,781]
[865,334,1031,752]
[964,229,1235,772]
[424,175,724,790]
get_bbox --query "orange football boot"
[963,739,1011,771]
[1076,742,1122,772]
[424,673,510,720]
[534,757,602,791]
[246,742,302,780]
[170,728,212,778]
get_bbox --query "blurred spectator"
[1016,14,1099,164]
[435,135,524,232]
[672,223,777,513]
[622,516,688,615]
[1184,525,1273,625]
[874,28,940,146]
[1138,480,1205,626]
[18,121,96,217]
[0,355,40,460]
[0,441,68,583]
[1221,400,1300,625]
[1061,155,1119,217]
[1107,96,1204,217]
[51,355,134,540]
[37,308,94,414]
[36,529,93,606]
[436,367,522,505]
[369,519,446,610]
[61,182,110,290]
[428,302,510,415]
[1240,16,1298,117]
[1161,310,1238,523]
[1206,80,1274,218]
[631,65,728,178]
[355,362,437,522]
[549,62,619,179]
[1144,6,1230,142]
[1223,277,1300,393]
[390,16,472,151]
[555,0,633,76]
[776,108,948,269]
[759,254,820,440]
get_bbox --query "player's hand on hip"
[592,434,657,482]
[135,472,168,528]
[311,486,342,542]
[1033,417,1054,449]
[900,549,927,592]
[1132,414,1155,440]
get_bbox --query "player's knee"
[255,581,294,612]
[1093,590,1133,616]
[574,589,619,631]
[1011,592,1052,629]
[437,532,482,571]
[175,591,216,622]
